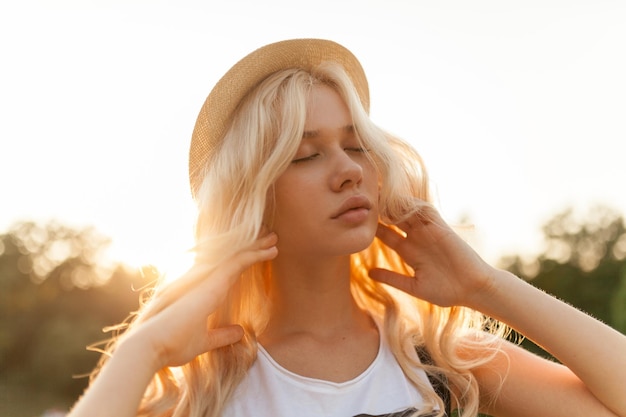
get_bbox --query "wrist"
[464,267,518,316]
[116,329,164,376]
[68,329,160,417]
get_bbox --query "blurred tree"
[499,205,626,356]
[0,221,158,415]
[611,266,626,334]
[3,207,626,415]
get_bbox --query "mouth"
[331,195,372,219]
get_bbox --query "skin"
[68,84,626,417]
[373,210,626,416]
[259,84,381,382]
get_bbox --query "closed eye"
[346,147,369,154]
[291,153,320,163]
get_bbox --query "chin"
[342,230,377,255]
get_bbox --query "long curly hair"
[93,62,506,417]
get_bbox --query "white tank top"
[223,328,436,417]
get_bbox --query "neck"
[258,253,380,383]
[262,253,368,339]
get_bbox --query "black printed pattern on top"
[354,408,440,417]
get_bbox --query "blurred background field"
[1,206,625,416]
[2,2,626,415]
[0,222,159,417]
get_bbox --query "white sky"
[1,0,625,275]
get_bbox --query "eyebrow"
[302,124,355,139]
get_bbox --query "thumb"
[203,324,245,352]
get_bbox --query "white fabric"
[223,327,433,417]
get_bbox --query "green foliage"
[0,221,158,416]
[3,206,625,415]
[500,205,626,357]
[610,266,626,334]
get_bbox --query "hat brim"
[189,38,369,197]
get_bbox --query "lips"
[331,195,372,219]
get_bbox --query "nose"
[330,151,363,191]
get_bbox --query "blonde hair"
[96,63,506,417]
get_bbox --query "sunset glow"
[1,1,625,274]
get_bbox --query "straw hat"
[188,38,370,197]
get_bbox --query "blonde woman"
[68,39,626,417]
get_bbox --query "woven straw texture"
[188,38,369,197]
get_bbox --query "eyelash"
[348,146,368,154]
[291,147,369,164]
[292,154,320,164]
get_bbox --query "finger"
[393,217,428,238]
[396,207,436,233]
[232,236,278,272]
[416,205,448,229]
[376,223,406,248]
[395,220,412,234]
[368,268,419,296]
[160,236,279,316]
[376,223,421,264]
[163,232,278,296]
[204,324,245,352]
[199,232,278,286]
[257,231,278,249]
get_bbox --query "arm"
[370,206,626,417]
[68,232,278,417]
[68,332,165,417]
[469,271,626,416]
[471,271,625,417]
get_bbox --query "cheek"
[263,187,276,227]
[363,164,380,194]
[275,188,315,219]
[272,179,310,225]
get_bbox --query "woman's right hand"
[68,232,278,417]
[123,231,278,372]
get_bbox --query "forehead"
[304,84,352,132]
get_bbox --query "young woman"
[68,39,626,417]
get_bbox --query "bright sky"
[2,0,625,276]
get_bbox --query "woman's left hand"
[371,203,626,417]
[369,204,496,308]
